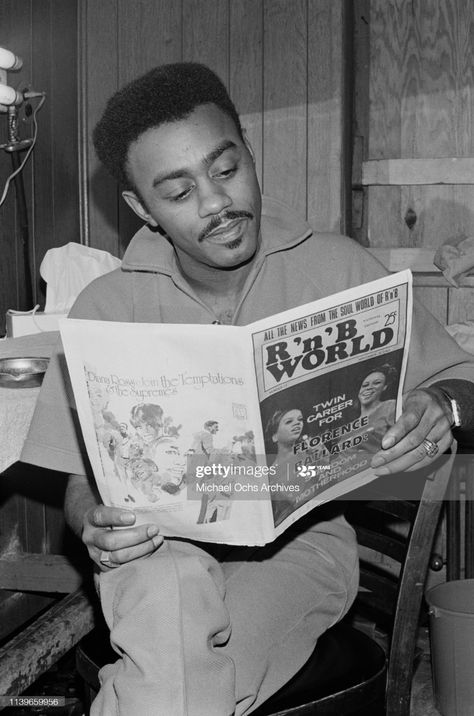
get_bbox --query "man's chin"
[209,238,259,270]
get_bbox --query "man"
[191,419,219,458]
[23,63,474,715]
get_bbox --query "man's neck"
[175,250,257,324]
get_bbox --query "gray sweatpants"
[92,510,359,716]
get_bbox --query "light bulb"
[0,47,23,71]
[0,83,23,106]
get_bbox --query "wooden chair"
[76,451,455,716]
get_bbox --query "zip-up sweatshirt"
[22,196,474,474]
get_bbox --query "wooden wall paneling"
[0,467,54,642]
[0,0,79,322]
[452,184,474,243]
[118,0,182,85]
[9,0,34,313]
[262,0,307,216]
[351,0,370,245]
[448,288,474,324]
[0,0,34,328]
[368,185,466,249]
[30,0,53,308]
[368,0,410,160]
[307,0,347,233]
[182,0,229,77]
[414,287,448,325]
[0,3,21,331]
[46,0,80,255]
[367,184,474,251]
[81,0,348,246]
[404,0,474,159]
[229,0,264,186]
[18,468,66,557]
[363,157,474,185]
[456,1,474,157]
[366,0,417,248]
[117,0,183,249]
[367,0,474,248]
[363,0,474,328]
[82,0,119,255]
[11,467,67,556]
[44,487,67,556]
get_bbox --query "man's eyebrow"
[202,140,237,168]
[152,140,238,188]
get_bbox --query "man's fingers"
[100,534,164,569]
[380,410,422,449]
[89,505,136,528]
[370,387,453,475]
[94,523,160,552]
[372,430,453,475]
[373,411,451,470]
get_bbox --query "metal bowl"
[0,357,50,389]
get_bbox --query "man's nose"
[197,180,232,218]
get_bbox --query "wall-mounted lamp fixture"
[0,46,24,110]
[0,47,23,71]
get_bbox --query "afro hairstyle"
[93,62,243,189]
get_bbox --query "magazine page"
[250,270,413,537]
[59,319,274,545]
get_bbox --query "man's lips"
[205,219,246,242]
[199,211,254,242]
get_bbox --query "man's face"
[123,104,262,274]
[154,440,186,485]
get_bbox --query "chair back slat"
[356,569,398,615]
[355,525,406,563]
[345,449,455,716]
[385,450,455,715]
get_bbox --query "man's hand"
[370,388,454,475]
[82,505,163,571]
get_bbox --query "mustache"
[198,210,254,242]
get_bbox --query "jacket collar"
[121,195,313,274]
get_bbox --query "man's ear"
[122,190,158,227]
[242,128,256,164]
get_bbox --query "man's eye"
[214,167,236,179]
[170,187,193,202]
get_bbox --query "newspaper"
[59,270,412,545]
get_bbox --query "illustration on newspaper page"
[59,269,412,546]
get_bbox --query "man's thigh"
[219,509,359,714]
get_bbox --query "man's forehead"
[127,104,243,178]
[151,139,239,188]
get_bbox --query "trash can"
[426,579,474,716]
